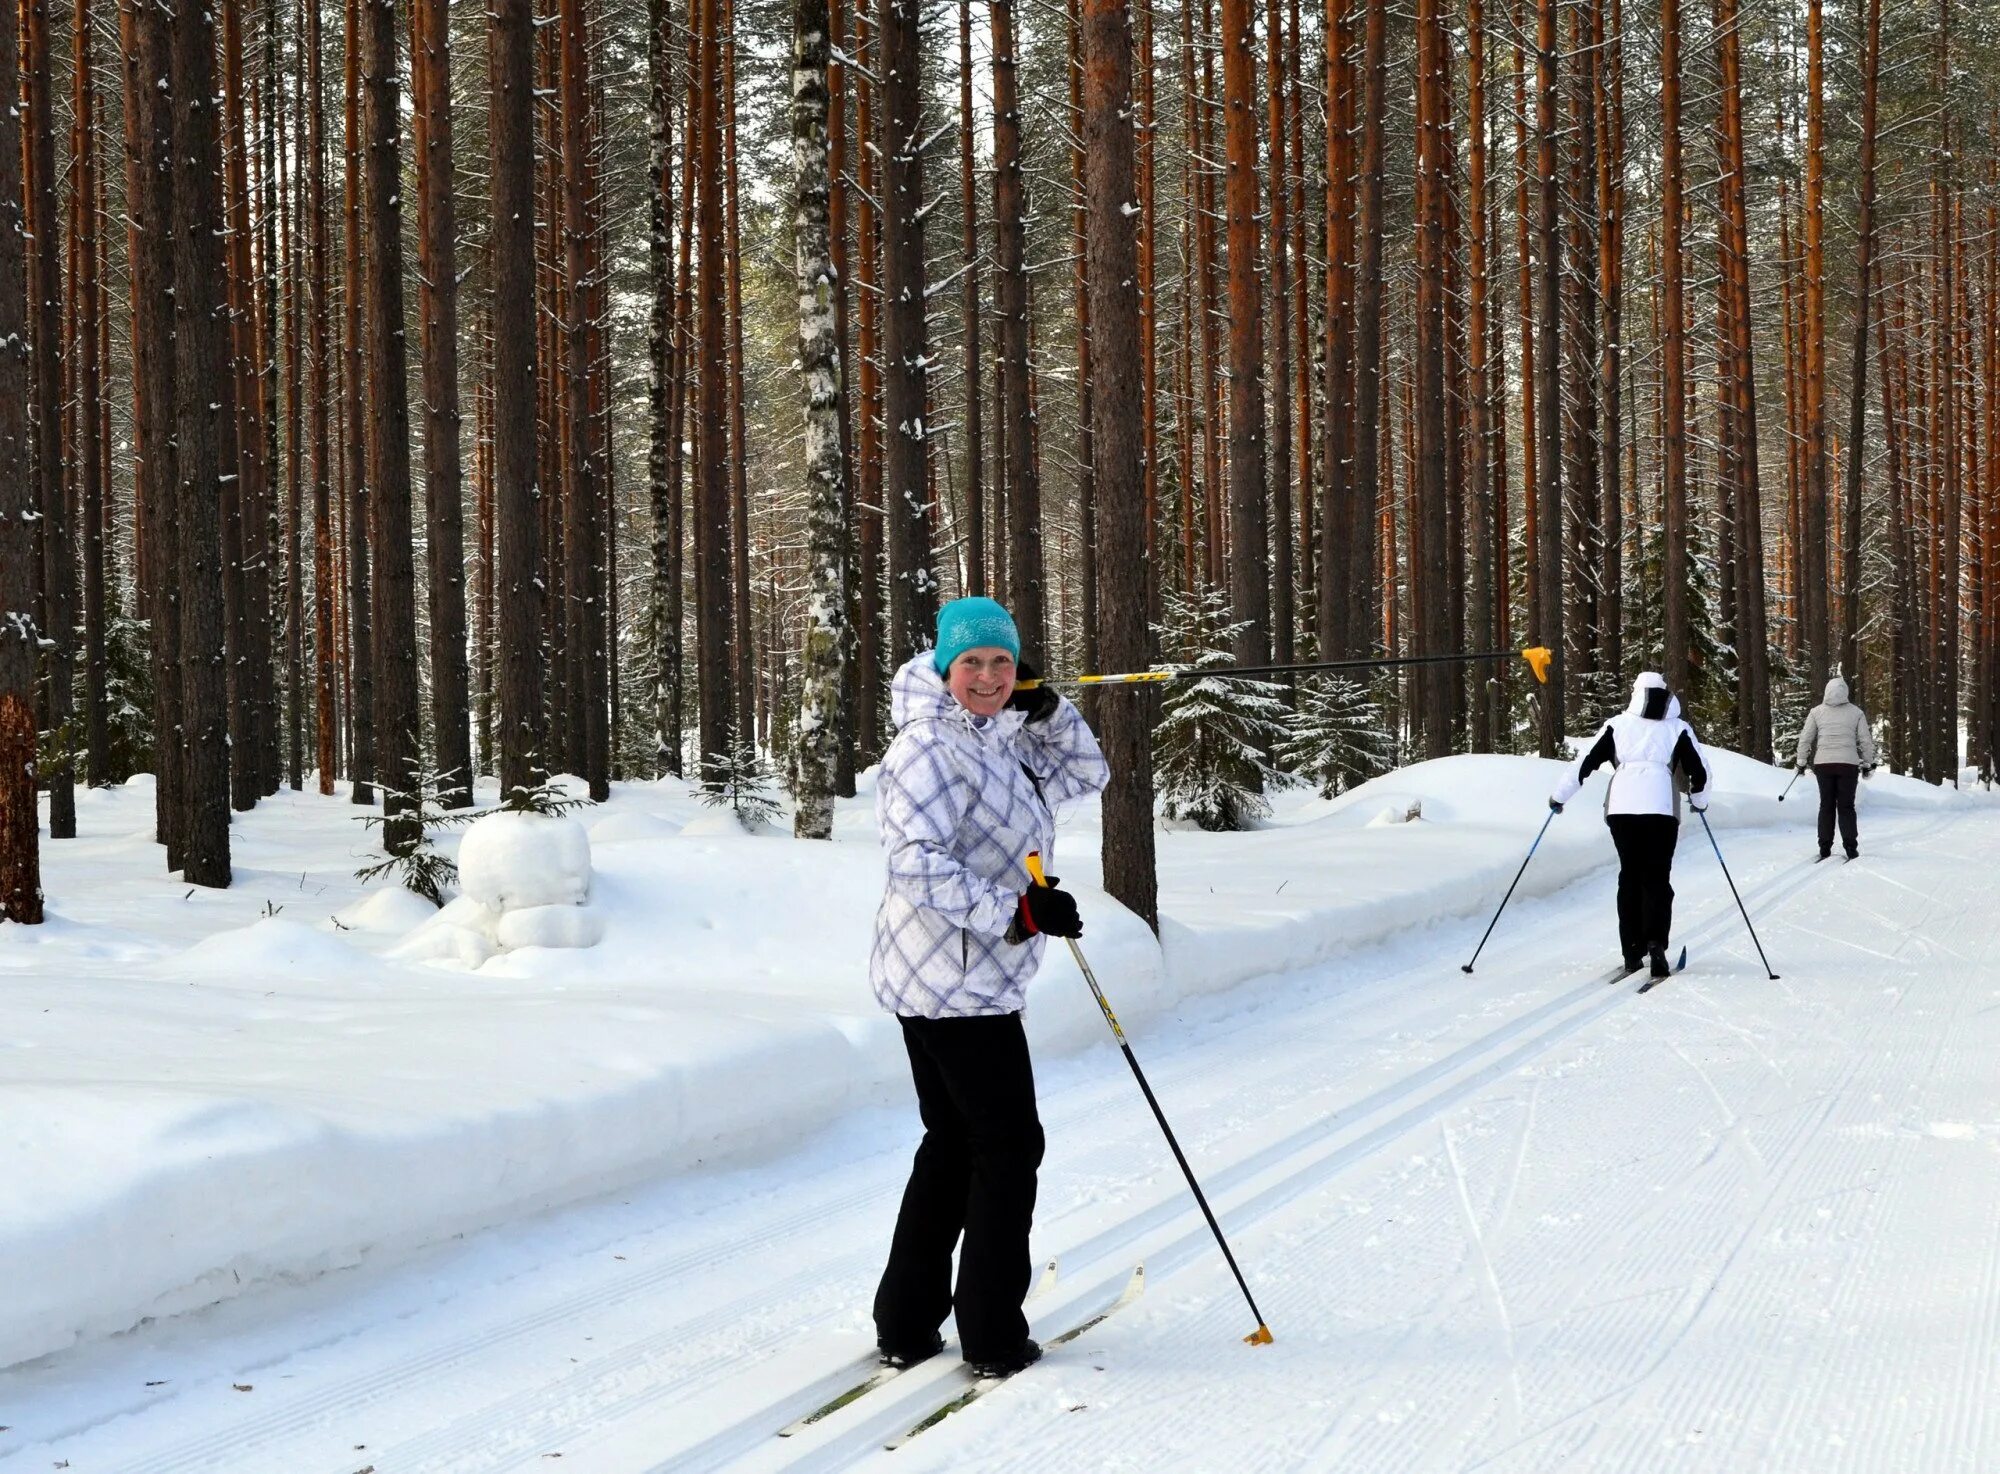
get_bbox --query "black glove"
[1006,659,1060,724]
[1007,880,1082,941]
[1548,797,1564,814]
[1863,765,1878,779]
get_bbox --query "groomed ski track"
[4,802,1996,1474]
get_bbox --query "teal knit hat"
[932,596,1020,674]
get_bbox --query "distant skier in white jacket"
[1549,672,1713,978]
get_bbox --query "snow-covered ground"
[1,752,1995,1472]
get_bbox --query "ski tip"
[1244,1323,1274,1346]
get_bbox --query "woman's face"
[947,647,1017,718]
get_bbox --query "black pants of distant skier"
[875,1012,1045,1366]
[1814,763,1860,857]
[1606,814,1679,959]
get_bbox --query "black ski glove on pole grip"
[1008,879,1082,941]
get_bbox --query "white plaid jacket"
[870,654,1109,1018]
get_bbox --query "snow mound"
[163,917,380,984]
[459,811,592,909]
[335,884,441,935]
[588,811,682,845]
[384,896,500,970]
[496,903,606,951]
[678,807,778,838]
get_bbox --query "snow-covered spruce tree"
[702,737,782,830]
[355,772,473,907]
[1151,587,1288,831]
[1280,675,1395,797]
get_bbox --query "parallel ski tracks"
[47,811,1953,1474]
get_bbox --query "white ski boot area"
[5,798,1999,1472]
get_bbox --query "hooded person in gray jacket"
[1796,677,1878,860]
[869,596,1108,1382]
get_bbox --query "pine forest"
[0,0,1995,927]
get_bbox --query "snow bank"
[0,750,1982,1371]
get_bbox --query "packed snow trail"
[3,803,1997,1473]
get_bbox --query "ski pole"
[1014,645,1554,691]
[1025,853,1274,1346]
[1459,808,1557,974]
[1777,768,1803,802]
[1696,810,1780,980]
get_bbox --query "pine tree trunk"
[343,0,374,802]
[1466,0,1494,749]
[1083,0,1159,928]
[73,1,108,789]
[24,0,73,839]
[418,0,472,808]
[170,0,235,886]
[1532,0,1564,751]
[1348,0,1386,657]
[958,0,984,597]
[1593,0,1623,689]
[1316,0,1352,655]
[221,0,264,813]
[361,0,422,852]
[723,0,755,757]
[853,11,882,758]
[1717,0,1768,753]
[1414,0,1450,756]
[1140,0,1160,629]
[282,23,304,792]
[491,0,544,802]
[1066,0,1097,672]
[992,0,1043,651]
[1222,0,1268,650]
[694,0,734,785]
[124,0,185,845]
[0,2,40,921]
[1659,0,1690,696]
[307,0,336,795]
[648,0,676,776]
[792,0,846,839]
[1264,0,1293,669]
[879,0,935,668]
[559,0,608,800]
[1801,0,1830,689]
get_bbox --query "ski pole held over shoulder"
[1024,852,1274,1347]
[1015,646,1555,691]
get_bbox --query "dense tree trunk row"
[1,0,1997,918]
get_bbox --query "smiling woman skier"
[869,596,1109,1380]
[1548,672,1713,979]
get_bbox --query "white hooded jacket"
[1551,672,1711,819]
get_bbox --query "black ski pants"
[1814,763,1860,857]
[1606,814,1680,959]
[875,1011,1045,1365]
